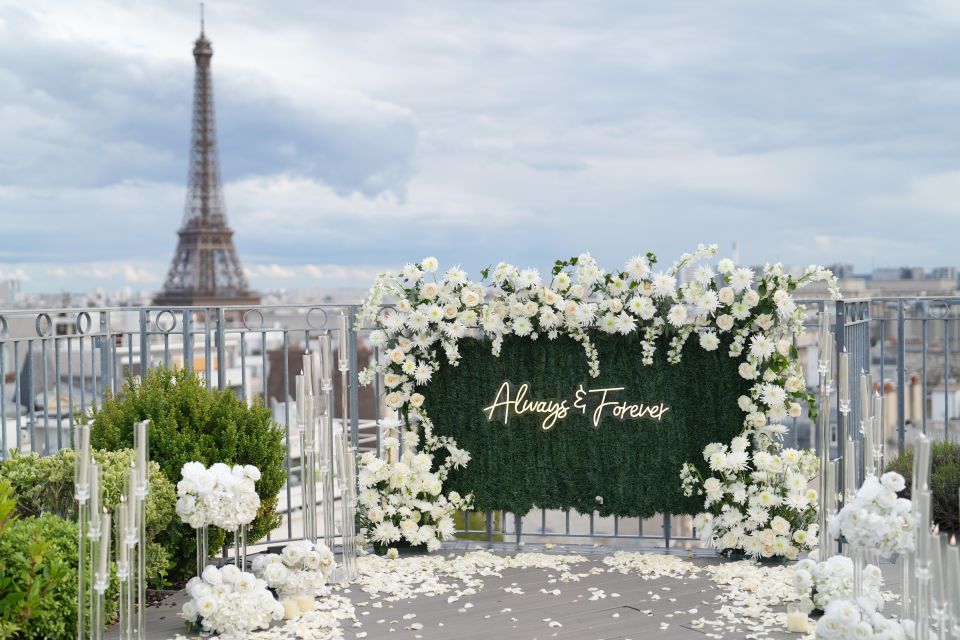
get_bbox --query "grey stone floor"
[109,544,902,640]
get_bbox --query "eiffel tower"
[154,17,259,307]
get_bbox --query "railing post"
[139,309,149,379]
[348,305,360,447]
[99,311,113,398]
[183,309,193,373]
[897,299,906,454]
[216,308,226,391]
[834,300,848,503]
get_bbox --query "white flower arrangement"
[251,539,336,596]
[815,598,911,640]
[828,471,915,558]
[357,247,838,554]
[356,437,472,553]
[792,555,885,612]
[681,443,820,559]
[175,461,262,531]
[180,564,283,639]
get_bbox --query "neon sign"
[482,381,671,431]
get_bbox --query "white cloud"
[1,0,959,291]
[245,263,297,279]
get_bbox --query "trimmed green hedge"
[0,449,175,586]
[87,367,285,581]
[886,440,960,533]
[423,333,750,517]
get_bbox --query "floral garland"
[357,245,840,552]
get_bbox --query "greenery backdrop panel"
[423,334,752,518]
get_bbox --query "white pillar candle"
[827,459,838,513]
[817,312,829,369]
[78,424,90,492]
[98,511,111,579]
[303,353,313,396]
[786,607,809,633]
[311,350,322,398]
[136,420,148,489]
[89,460,100,532]
[824,333,835,386]
[860,372,871,425]
[320,334,333,387]
[916,490,931,563]
[946,543,960,621]
[838,351,850,409]
[127,464,139,535]
[843,438,857,501]
[295,374,305,426]
[916,436,932,492]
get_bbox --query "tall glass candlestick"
[319,333,336,552]
[74,424,91,640]
[338,313,349,370]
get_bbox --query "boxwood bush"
[88,367,285,580]
[0,449,176,586]
[886,440,960,533]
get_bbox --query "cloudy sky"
[1,1,958,293]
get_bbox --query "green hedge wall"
[423,333,751,517]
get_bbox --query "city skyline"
[1,1,959,293]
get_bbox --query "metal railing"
[3,296,957,548]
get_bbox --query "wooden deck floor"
[115,543,901,640]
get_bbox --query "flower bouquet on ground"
[251,540,335,619]
[792,555,885,614]
[180,564,283,639]
[828,471,915,559]
[815,598,911,639]
[682,438,820,560]
[356,433,472,555]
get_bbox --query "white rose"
[788,402,802,418]
[738,362,757,380]
[743,290,760,308]
[716,314,734,332]
[460,290,480,307]
[718,287,735,305]
[776,339,792,357]
[410,393,425,408]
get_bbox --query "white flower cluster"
[358,247,839,438]
[816,598,912,640]
[828,472,915,558]
[356,441,472,553]
[251,540,336,596]
[792,555,885,612]
[683,443,820,559]
[180,564,283,639]
[175,461,262,530]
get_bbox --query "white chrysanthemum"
[699,331,720,351]
[729,267,754,293]
[624,255,650,280]
[651,272,677,299]
[667,304,688,327]
[518,268,541,288]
